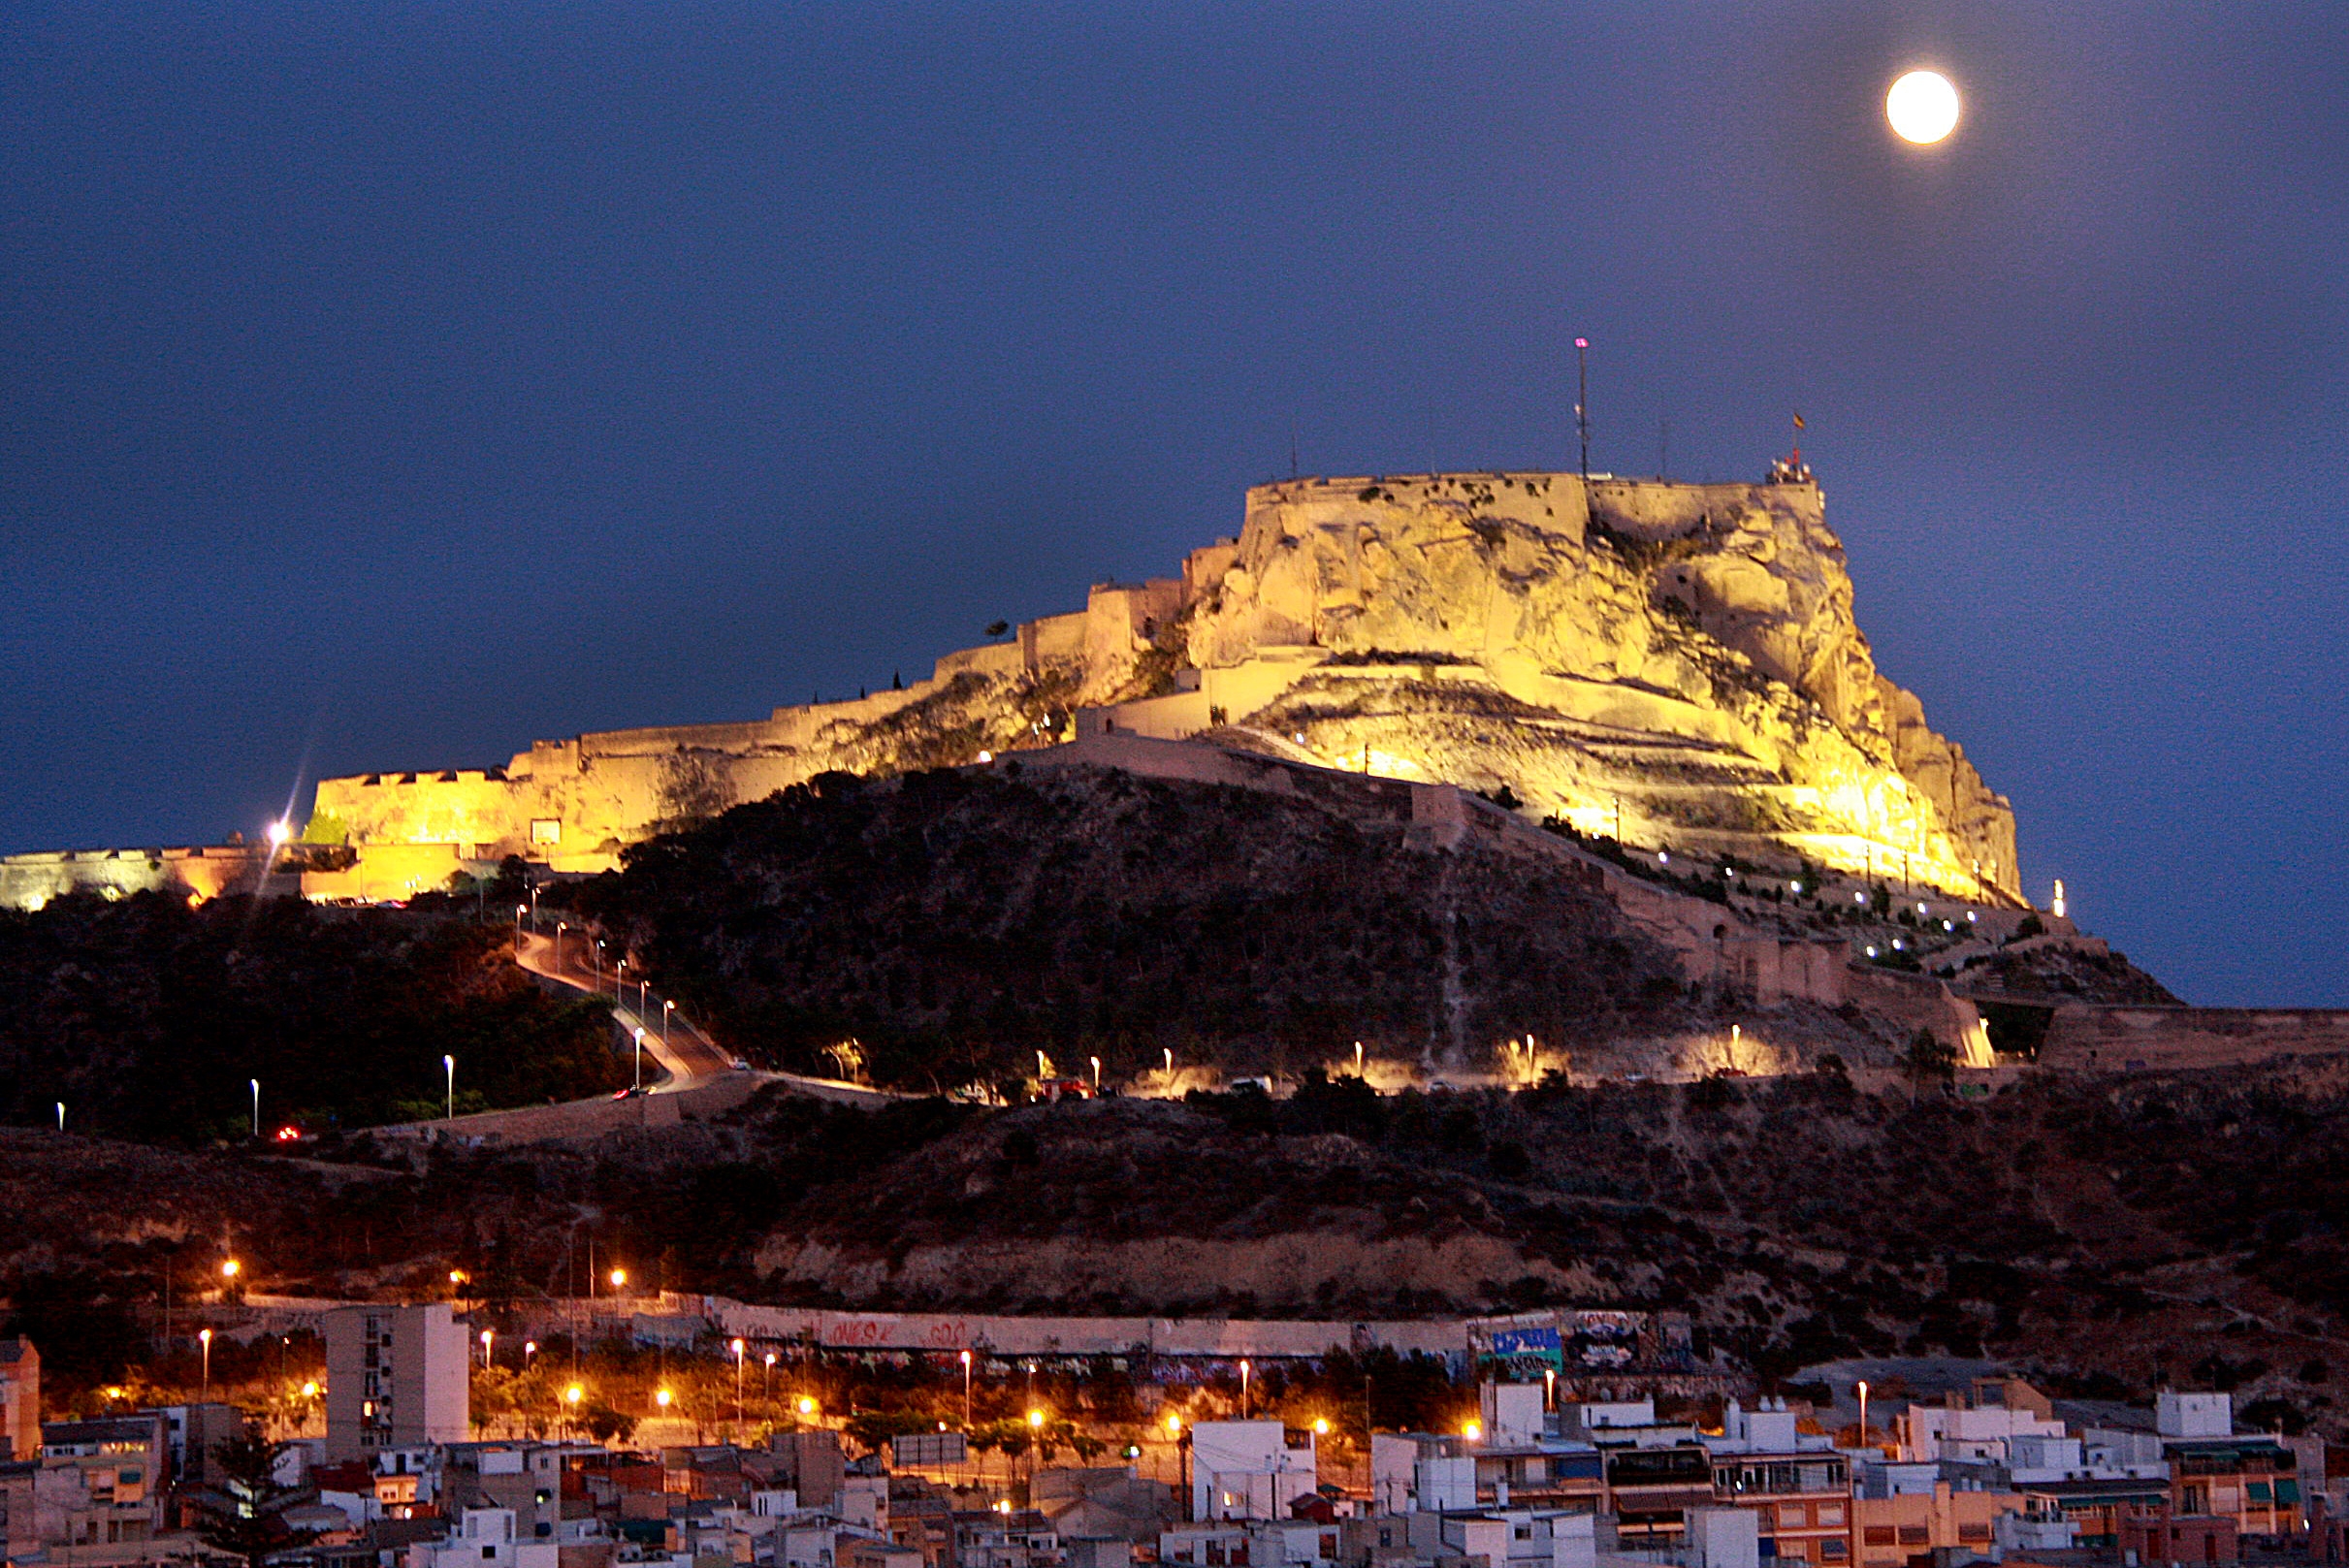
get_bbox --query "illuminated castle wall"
[303,470,2021,904]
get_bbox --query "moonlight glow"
[1885,70,1960,144]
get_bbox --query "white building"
[1480,1386,1546,1448]
[2156,1392,2232,1440]
[1894,1401,2065,1465]
[325,1304,471,1462]
[1189,1422,1318,1523]
[406,1508,558,1568]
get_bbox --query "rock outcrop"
[1179,473,2016,900]
[301,469,2017,904]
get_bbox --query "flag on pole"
[1792,411,1806,431]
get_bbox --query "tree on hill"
[1903,1027,1957,1093]
[196,1424,318,1568]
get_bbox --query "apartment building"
[325,1304,471,1462]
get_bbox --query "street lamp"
[249,1078,260,1138]
[481,1328,495,1368]
[655,1388,672,1412]
[199,1328,213,1401]
[662,999,674,1047]
[1857,1380,1870,1452]
[633,1027,645,1090]
[221,1259,241,1286]
[524,1341,537,1367]
[796,1395,818,1419]
[764,1352,778,1407]
[1089,1056,1101,1092]
[555,921,566,971]
[609,1267,627,1296]
[732,1339,747,1428]
[443,1054,455,1120]
[960,1350,973,1429]
[1239,1360,1251,1419]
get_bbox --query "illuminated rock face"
[1185,474,2017,900]
[307,470,2015,902]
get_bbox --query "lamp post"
[764,1351,778,1409]
[632,1028,645,1091]
[515,905,526,952]
[1089,1056,1101,1093]
[199,1328,213,1401]
[732,1338,747,1430]
[1239,1360,1251,1420]
[249,1078,260,1138]
[960,1350,973,1429]
[662,999,674,1048]
[1857,1380,1870,1452]
[443,1054,455,1121]
[555,921,565,973]
[481,1328,495,1369]
[616,956,626,1007]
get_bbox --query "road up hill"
[577,763,1891,1090]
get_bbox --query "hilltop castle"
[287,469,2017,904]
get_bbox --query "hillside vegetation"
[576,764,1878,1088]
[0,892,625,1139]
[6,1065,2349,1433]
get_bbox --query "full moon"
[1885,69,1961,144]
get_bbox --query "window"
[1817,1506,1844,1527]
[1898,1527,1928,1545]
[1957,1526,1989,1543]
[1819,1541,1848,1561]
[1781,1506,1809,1529]
[1863,1528,1896,1547]
[531,819,562,846]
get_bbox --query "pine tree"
[196,1425,318,1568]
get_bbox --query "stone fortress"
[285,468,2019,904]
[19,462,2349,1076]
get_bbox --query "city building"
[325,1304,471,1462]
[155,1400,244,1486]
[37,1414,166,1560]
[1,1456,36,1565]
[0,1340,36,1462]
[405,1507,559,1568]
[1851,1482,2023,1568]
[1703,1399,1850,1566]
[1188,1424,1318,1523]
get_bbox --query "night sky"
[6,4,2346,1005]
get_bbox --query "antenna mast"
[1574,337,1591,480]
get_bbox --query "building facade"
[325,1304,472,1462]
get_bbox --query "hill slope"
[576,763,1892,1089]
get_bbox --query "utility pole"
[1574,337,1591,480]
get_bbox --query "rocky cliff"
[302,469,2018,904]
[1179,473,2016,900]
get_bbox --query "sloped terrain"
[574,763,1905,1089]
[9,1066,2349,1434]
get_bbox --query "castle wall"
[2038,1005,2349,1071]
[296,471,2022,911]
[1586,478,1777,540]
[0,844,274,910]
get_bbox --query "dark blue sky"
[5,3,2346,1004]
